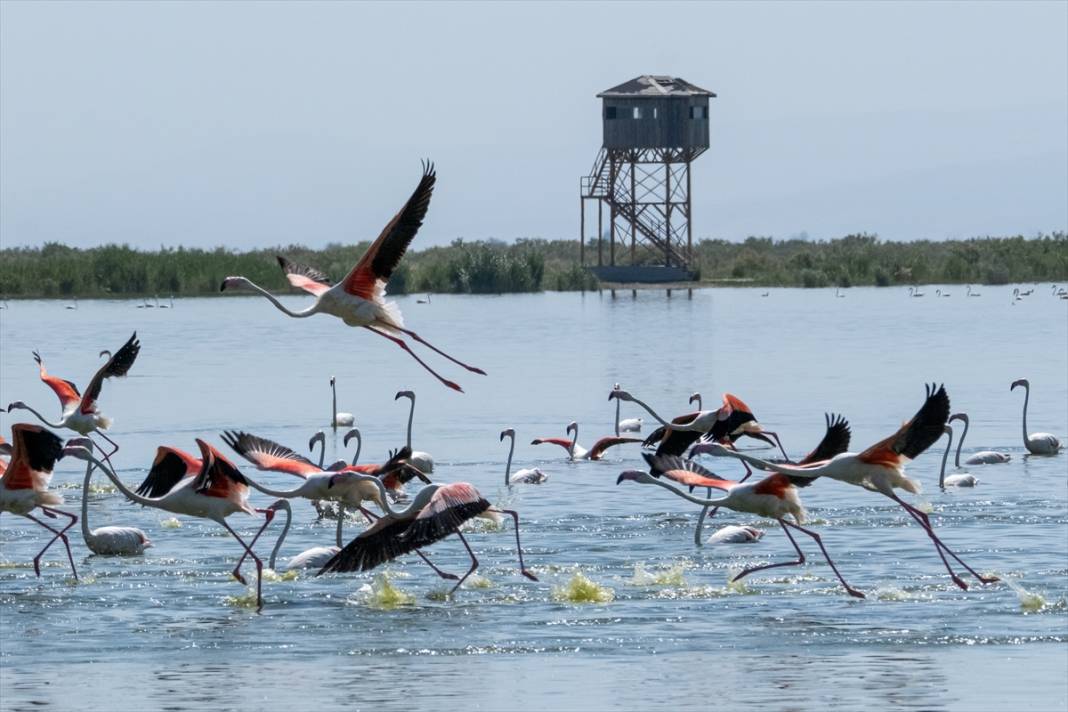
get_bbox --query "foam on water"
[626,562,688,586]
[160,518,182,529]
[552,571,615,603]
[1003,577,1049,613]
[261,568,300,583]
[356,572,416,609]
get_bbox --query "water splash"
[467,574,493,589]
[627,562,688,587]
[725,568,752,594]
[262,568,300,583]
[551,571,614,603]
[357,572,416,609]
[1003,577,1047,613]
[224,587,261,609]
[873,585,933,602]
[160,518,182,529]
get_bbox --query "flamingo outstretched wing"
[79,332,140,415]
[136,446,201,497]
[642,453,735,492]
[221,431,322,479]
[341,162,436,302]
[193,440,251,500]
[33,351,81,411]
[587,436,642,460]
[2,424,64,491]
[530,437,573,453]
[858,383,950,467]
[276,256,332,297]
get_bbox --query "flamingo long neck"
[312,438,325,469]
[268,500,293,569]
[1021,382,1029,441]
[954,417,968,468]
[87,454,157,508]
[504,434,515,485]
[638,475,729,507]
[614,399,621,437]
[238,279,317,319]
[360,475,435,519]
[405,397,415,449]
[721,449,830,478]
[15,404,66,429]
[335,505,345,547]
[568,426,577,459]
[332,382,338,431]
[246,477,307,499]
[349,432,362,465]
[81,458,94,542]
[939,427,953,489]
[623,396,673,428]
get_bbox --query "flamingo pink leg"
[363,326,463,392]
[220,520,265,612]
[493,509,538,581]
[888,493,999,587]
[26,508,78,579]
[449,530,480,595]
[231,509,276,575]
[731,519,809,583]
[781,519,864,598]
[390,325,487,375]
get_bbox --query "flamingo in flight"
[220,163,485,392]
[688,413,852,546]
[610,389,788,459]
[618,452,865,598]
[501,429,548,485]
[531,421,641,461]
[702,384,999,590]
[947,413,1010,465]
[63,439,277,610]
[0,424,78,578]
[1010,379,1063,455]
[318,475,538,594]
[6,333,140,473]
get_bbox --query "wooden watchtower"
[580,75,715,282]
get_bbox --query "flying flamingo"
[618,452,865,598]
[947,413,1010,465]
[329,376,355,430]
[501,429,547,485]
[219,163,485,392]
[0,424,78,578]
[69,437,152,555]
[62,439,277,610]
[1010,379,1063,455]
[318,475,538,594]
[134,445,203,497]
[611,389,788,459]
[220,431,452,579]
[395,390,434,473]
[937,426,977,489]
[6,333,140,472]
[613,383,642,434]
[531,421,640,461]
[688,413,851,546]
[701,384,999,590]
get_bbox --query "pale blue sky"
[1,1,1065,250]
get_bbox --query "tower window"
[605,106,618,120]
[689,106,708,119]
[632,107,642,119]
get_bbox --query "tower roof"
[597,75,716,99]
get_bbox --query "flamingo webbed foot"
[951,575,969,591]
[232,570,248,586]
[847,588,866,599]
[522,569,538,582]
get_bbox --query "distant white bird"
[937,427,977,489]
[707,525,764,544]
[835,287,846,298]
[396,390,434,473]
[612,383,642,434]
[966,285,981,297]
[907,287,925,298]
[936,289,950,298]
[501,429,547,485]
[65,298,77,310]
[1011,379,1063,455]
[330,376,355,429]
[947,413,1010,465]
[71,438,152,555]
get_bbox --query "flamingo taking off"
[219,163,485,392]
[318,475,538,594]
[1010,379,1063,455]
[702,384,999,591]
[947,413,1010,465]
[63,439,277,610]
[618,452,864,598]
[501,429,547,485]
[0,424,78,578]
[7,332,140,472]
[531,421,641,461]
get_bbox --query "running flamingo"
[220,163,485,392]
[531,421,640,461]
[7,333,140,471]
[0,424,78,578]
[1010,379,1063,455]
[62,439,276,610]
[702,384,999,590]
[318,475,538,594]
[618,452,864,598]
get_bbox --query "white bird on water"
[947,413,1010,465]
[70,438,152,555]
[501,429,547,485]
[395,390,434,474]
[1010,379,1063,455]
[937,426,978,489]
[330,376,355,429]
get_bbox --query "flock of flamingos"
[0,163,1064,612]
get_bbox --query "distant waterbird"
[330,376,355,429]
[1010,379,1063,455]
[501,429,547,485]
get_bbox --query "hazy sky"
[1,1,1065,250]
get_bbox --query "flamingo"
[701,383,999,590]
[937,426,977,489]
[707,525,764,544]
[613,384,642,434]
[7,332,140,472]
[760,291,769,297]
[936,289,950,297]
[70,437,152,555]
[262,498,343,572]
[417,294,431,304]
[62,439,277,610]
[318,475,538,594]
[835,287,846,298]
[501,429,547,485]
[0,424,78,578]
[219,163,485,392]
[967,285,981,297]
[947,413,1010,465]
[158,295,173,309]
[395,390,435,474]
[65,297,77,310]
[689,412,851,546]
[329,376,355,429]
[1012,288,1023,303]
[1010,379,1063,455]
[611,389,788,459]
[531,421,640,461]
[618,453,864,598]
[134,445,203,497]
[908,287,924,298]
[307,430,348,471]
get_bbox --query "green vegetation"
[0,233,1064,299]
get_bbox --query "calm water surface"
[1,287,1066,711]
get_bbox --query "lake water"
[1,286,1066,711]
